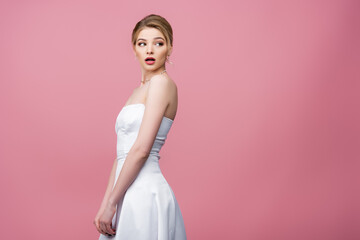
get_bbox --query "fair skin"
[93,27,178,236]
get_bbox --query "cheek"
[160,50,168,58]
[135,47,144,54]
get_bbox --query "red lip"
[145,57,156,65]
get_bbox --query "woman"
[94,14,187,240]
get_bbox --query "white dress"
[99,103,187,240]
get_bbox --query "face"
[133,27,172,72]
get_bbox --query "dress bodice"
[115,103,174,161]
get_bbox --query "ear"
[167,46,173,57]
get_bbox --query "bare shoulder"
[148,74,178,117]
[150,74,177,90]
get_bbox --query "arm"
[98,76,171,235]
[109,76,171,205]
[94,158,118,234]
[97,158,118,215]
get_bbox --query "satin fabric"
[99,103,187,240]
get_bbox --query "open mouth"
[145,57,156,65]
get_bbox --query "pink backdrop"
[1,0,359,239]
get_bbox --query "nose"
[146,45,153,54]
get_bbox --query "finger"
[105,222,116,235]
[94,221,99,233]
[96,221,104,235]
[94,219,99,230]
[100,222,108,235]
[110,222,116,234]
[95,219,105,235]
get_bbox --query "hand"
[98,202,117,236]
[94,208,108,236]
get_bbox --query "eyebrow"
[137,37,165,42]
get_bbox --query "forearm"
[99,158,118,209]
[108,148,148,206]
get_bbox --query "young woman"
[94,14,187,240]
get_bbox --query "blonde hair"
[131,14,173,53]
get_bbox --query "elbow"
[130,144,150,162]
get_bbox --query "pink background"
[1,0,359,239]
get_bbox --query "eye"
[156,42,164,46]
[138,42,145,46]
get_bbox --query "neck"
[140,68,167,86]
